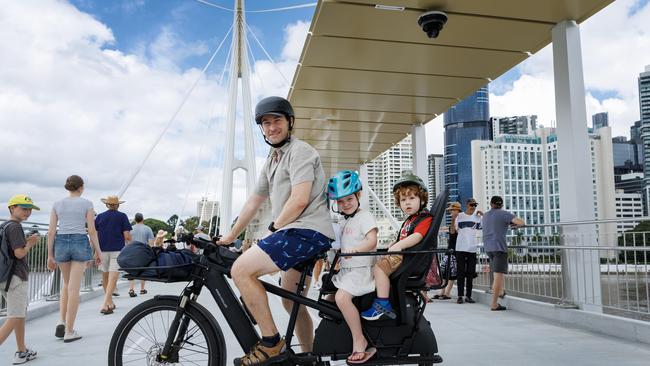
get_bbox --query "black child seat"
[313,190,448,364]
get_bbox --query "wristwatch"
[268,222,278,232]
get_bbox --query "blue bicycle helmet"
[328,170,362,200]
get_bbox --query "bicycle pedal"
[287,352,321,366]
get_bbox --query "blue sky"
[1,0,649,224]
[69,0,315,74]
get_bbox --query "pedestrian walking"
[455,198,481,304]
[0,195,40,364]
[128,213,153,296]
[481,196,525,311]
[95,195,131,313]
[47,175,102,343]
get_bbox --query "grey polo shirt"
[255,137,335,240]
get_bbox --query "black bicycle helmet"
[255,96,295,125]
[255,96,295,148]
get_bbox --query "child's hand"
[342,248,357,259]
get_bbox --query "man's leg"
[103,271,119,309]
[491,272,505,309]
[456,253,466,298]
[280,269,313,352]
[231,246,282,338]
[466,253,477,299]
[13,318,26,352]
[102,271,109,294]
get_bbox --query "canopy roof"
[288,0,614,175]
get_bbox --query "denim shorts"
[54,234,93,263]
[258,228,332,272]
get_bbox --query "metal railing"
[1,219,102,315]
[467,217,650,321]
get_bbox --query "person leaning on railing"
[481,196,525,311]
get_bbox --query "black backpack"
[0,221,18,291]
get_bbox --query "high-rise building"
[630,120,644,167]
[614,189,643,233]
[365,135,413,246]
[444,87,490,204]
[592,112,609,130]
[612,136,638,169]
[615,172,647,216]
[427,154,444,200]
[639,66,650,186]
[196,197,219,223]
[471,127,616,237]
[491,115,537,137]
[366,135,413,220]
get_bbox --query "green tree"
[180,216,200,233]
[143,218,171,234]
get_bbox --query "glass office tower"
[444,86,490,205]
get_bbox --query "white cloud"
[0,0,309,226]
[489,0,650,138]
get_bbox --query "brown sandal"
[234,338,287,366]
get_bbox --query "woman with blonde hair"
[47,175,101,343]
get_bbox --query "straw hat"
[101,195,125,205]
[446,201,462,211]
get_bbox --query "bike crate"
[120,262,197,283]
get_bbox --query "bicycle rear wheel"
[108,297,225,366]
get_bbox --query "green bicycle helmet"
[392,170,428,193]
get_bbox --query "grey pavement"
[1,277,649,366]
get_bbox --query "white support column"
[219,0,257,236]
[358,164,370,212]
[239,2,257,195]
[411,124,428,183]
[552,20,602,312]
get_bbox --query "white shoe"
[64,330,82,343]
[13,348,37,364]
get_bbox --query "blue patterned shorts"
[258,228,332,272]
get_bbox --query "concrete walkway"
[1,278,649,365]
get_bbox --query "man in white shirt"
[454,198,481,304]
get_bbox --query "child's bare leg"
[374,263,390,298]
[335,290,367,355]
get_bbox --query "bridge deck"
[1,278,648,365]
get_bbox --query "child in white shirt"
[327,170,378,364]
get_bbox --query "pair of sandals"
[100,303,116,315]
[432,294,451,300]
[128,289,147,297]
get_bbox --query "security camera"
[418,10,448,39]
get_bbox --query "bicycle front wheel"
[108,297,225,366]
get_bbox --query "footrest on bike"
[359,354,443,365]
[284,352,328,366]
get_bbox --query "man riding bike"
[218,96,335,366]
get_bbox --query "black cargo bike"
[107,191,450,366]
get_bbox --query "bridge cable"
[246,3,317,13]
[243,20,290,87]
[194,0,232,12]
[117,23,233,199]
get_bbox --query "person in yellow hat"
[0,194,40,363]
